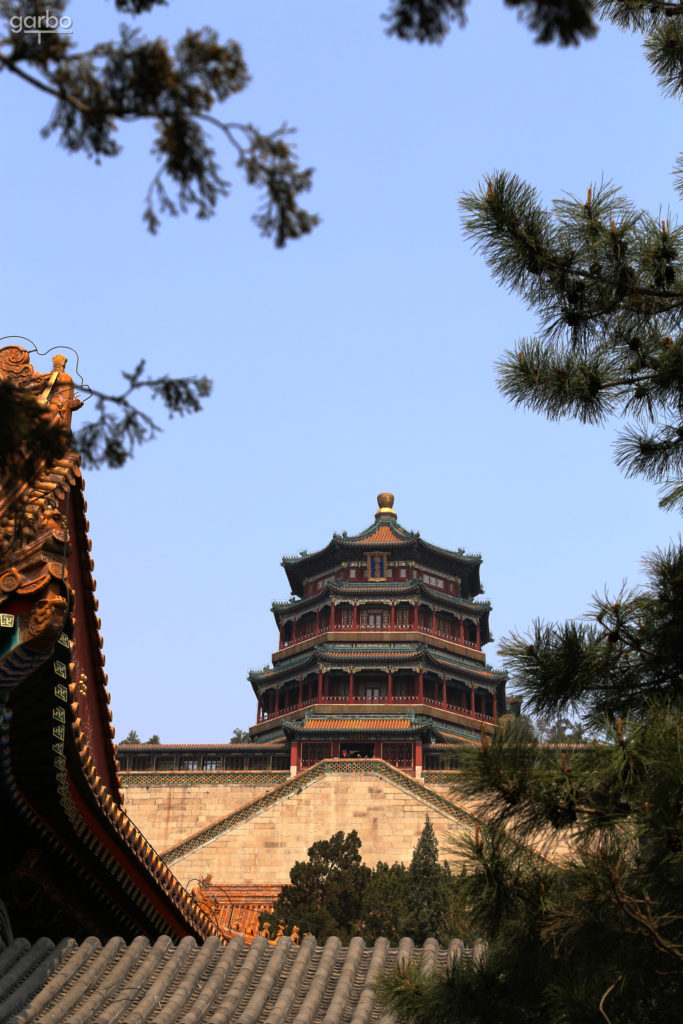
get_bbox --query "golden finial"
[375,492,397,520]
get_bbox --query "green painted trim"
[119,770,289,787]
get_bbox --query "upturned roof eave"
[271,579,493,620]
[281,520,482,595]
[249,642,506,688]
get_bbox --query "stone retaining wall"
[122,770,471,888]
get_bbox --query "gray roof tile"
[0,934,475,1023]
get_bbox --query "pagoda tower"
[248,493,506,777]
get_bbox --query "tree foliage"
[381,712,683,1023]
[2,2,664,249]
[121,729,141,743]
[358,861,409,945]
[383,0,599,45]
[402,816,455,944]
[230,727,250,743]
[261,820,472,946]
[73,359,212,469]
[458,2,683,511]
[259,830,371,944]
[378,4,683,1021]
[0,0,318,244]
[499,545,683,731]
[461,173,683,510]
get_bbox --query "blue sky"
[1,2,679,741]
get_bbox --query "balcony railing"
[259,694,494,722]
[279,623,480,650]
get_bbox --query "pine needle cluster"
[380,709,683,1023]
[461,173,683,509]
[380,6,683,1020]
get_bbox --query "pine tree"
[378,4,683,1021]
[459,4,683,514]
[259,831,371,944]
[359,861,409,944]
[402,816,453,945]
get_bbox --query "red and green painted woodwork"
[247,495,507,773]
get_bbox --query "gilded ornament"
[0,345,33,385]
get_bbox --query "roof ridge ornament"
[375,492,397,520]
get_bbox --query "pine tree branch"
[0,54,91,111]
[0,9,318,243]
[604,863,683,963]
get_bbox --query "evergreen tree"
[230,728,250,743]
[0,2,658,246]
[359,861,409,944]
[121,729,140,743]
[259,831,371,944]
[378,4,683,1021]
[260,821,470,946]
[460,5,683,515]
[402,816,453,945]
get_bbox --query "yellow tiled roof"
[303,718,411,731]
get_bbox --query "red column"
[317,670,323,703]
[413,603,419,629]
[415,738,423,771]
[441,679,446,709]
[476,621,481,649]
[315,609,320,635]
[257,694,262,723]
[348,672,354,702]
[390,603,395,629]
[330,602,336,632]
[418,669,424,703]
[278,626,283,650]
[352,603,358,630]
[493,690,498,724]
[298,678,303,709]
[292,619,298,644]
[459,619,464,644]
[290,739,300,774]
[431,610,436,634]
[471,688,476,717]
[387,672,393,703]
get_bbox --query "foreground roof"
[0,347,217,943]
[0,932,483,1023]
